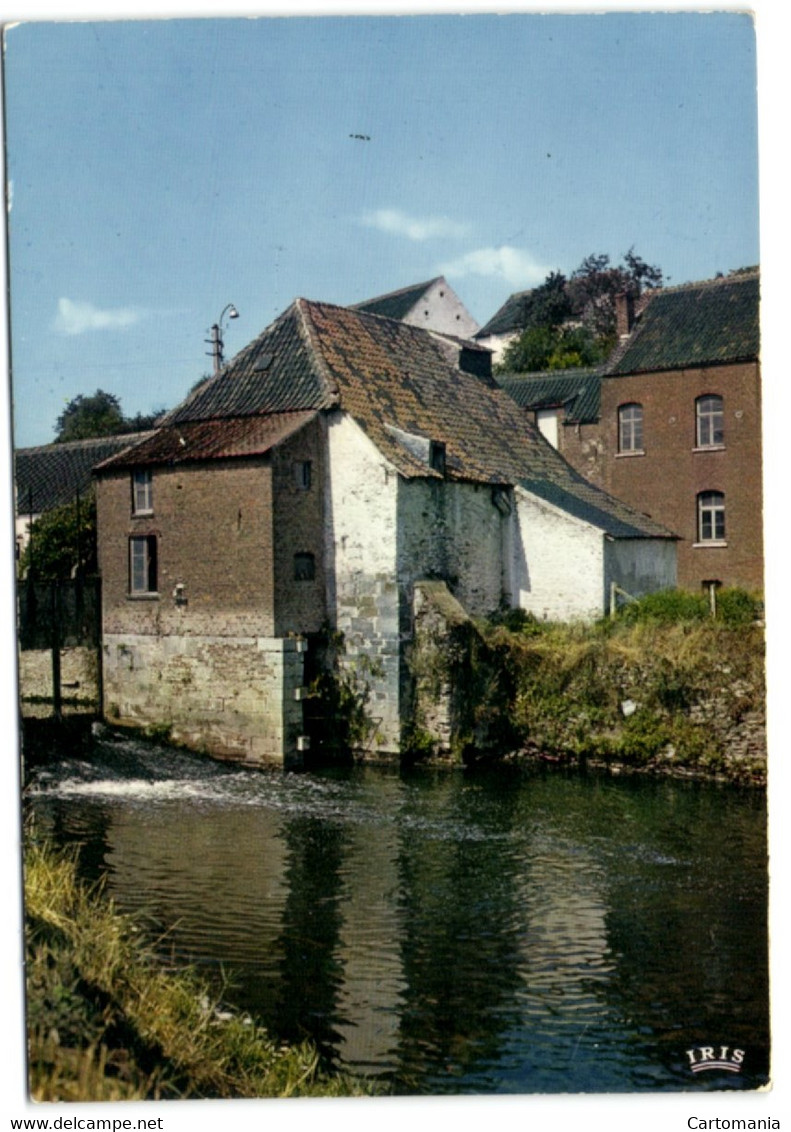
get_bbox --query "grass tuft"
[25,833,375,1101]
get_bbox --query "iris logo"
[686,1045,745,1074]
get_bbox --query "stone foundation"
[102,632,307,767]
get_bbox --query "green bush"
[617,587,762,627]
[715,588,763,626]
[617,589,709,624]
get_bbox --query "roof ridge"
[294,298,341,403]
[16,431,154,454]
[350,276,442,309]
[653,269,759,296]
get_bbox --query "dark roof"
[475,288,534,337]
[96,412,318,471]
[606,273,759,375]
[128,298,671,540]
[14,433,154,514]
[497,369,600,424]
[350,277,441,321]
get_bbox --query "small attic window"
[254,352,274,372]
[429,441,446,476]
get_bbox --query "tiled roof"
[475,289,534,337]
[14,433,154,514]
[607,272,759,375]
[497,369,600,424]
[350,278,441,321]
[95,412,318,471]
[149,297,670,540]
[162,303,339,424]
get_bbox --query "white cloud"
[53,298,143,336]
[439,246,550,287]
[361,208,470,242]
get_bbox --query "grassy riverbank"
[24,835,374,1101]
[474,589,766,785]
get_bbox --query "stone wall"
[102,632,306,766]
[18,647,99,716]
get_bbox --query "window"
[429,441,446,475]
[294,552,315,581]
[132,469,153,514]
[618,403,643,453]
[696,395,724,447]
[294,461,312,490]
[697,491,726,543]
[129,535,158,594]
[536,408,559,449]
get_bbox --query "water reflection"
[28,740,770,1093]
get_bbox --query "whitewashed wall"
[402,278,480,340]
[513,487,606,621]
[324,413,402,752]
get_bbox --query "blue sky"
[4,10,760,447]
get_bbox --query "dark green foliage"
[716,588,763,626]
[617,589,709,625]
[617,587,762,627]
[496,248,663,374]
[498,323,606,374]
[55,391,126,442]
[55,389,162,442]
[22,492,97,580]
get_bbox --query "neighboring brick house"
[94,298,676,767]
[495,272,762,594]
[351,275,480,339]
[600,272,761,593]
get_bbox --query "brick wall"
[96,451,311,765]
[272,416,327,635]
[596,362,763,591]
[97,457,277,636]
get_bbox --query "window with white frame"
[132,468,153,514]
[697,491,726,543]
[129,534,158,594]
[618,403,643,452]
[696,395,724,448]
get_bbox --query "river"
[26,729,770,1095]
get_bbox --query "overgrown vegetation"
[304,629,385,762]
[25,833,374,1101]
[474,589,765,784]
[21,492,97,580]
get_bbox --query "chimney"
[615,292,635,340]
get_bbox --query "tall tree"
[55,390,126,442]
[54,389,162,442]
[496,248,663,374]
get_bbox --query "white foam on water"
[47,777,226,803]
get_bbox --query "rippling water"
[27,731,770,1094]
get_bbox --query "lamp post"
[207,303,239,374]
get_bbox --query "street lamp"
[206,303,239,375]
